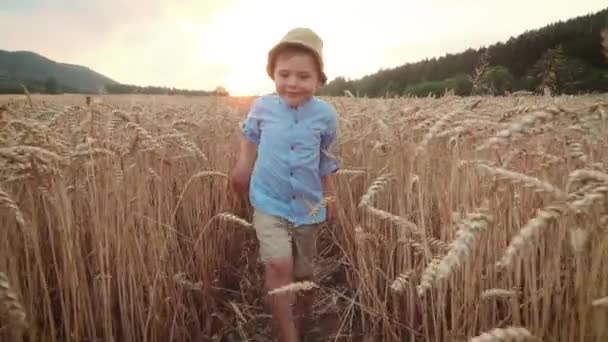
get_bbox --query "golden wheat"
[0,93,607,342]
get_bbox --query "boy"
[230,27,340,342]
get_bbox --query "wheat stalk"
[172,171,228,220]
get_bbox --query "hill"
[0,50,220,96]
[319,8,608,97]
[0,50,119,94]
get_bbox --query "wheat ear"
[481,289,518,300]
[474,162,566,199]
[418,211,493,295]
[213,213,254,229]
[592,296,608,308]
[469,326,540,341]
[359,174,392,207]
[0,187,25,228]
[0,272,27,328]
[497,205,565,268]
[268,281,318,295]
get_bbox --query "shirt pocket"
[302,123,324,150]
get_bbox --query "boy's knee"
[264,258,293,283]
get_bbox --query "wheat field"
[0,92,607,342]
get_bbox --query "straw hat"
[266,27,327,84]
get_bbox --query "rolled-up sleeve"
[241,99,262,145]
[319,109,340,176]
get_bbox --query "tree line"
[0,77,230,97]
[103,84,229,96]
[319,8,608,97]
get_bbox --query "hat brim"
[267,42,327,85]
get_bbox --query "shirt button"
[290,145,295,150]
[295,119,298,124]
[290,171,293,176]
[292,195,296,200]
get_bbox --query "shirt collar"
[277,95,314,111]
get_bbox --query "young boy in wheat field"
[230,27,340,342]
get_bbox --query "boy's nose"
[286,76,298,87]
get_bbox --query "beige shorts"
[252,209,322,279]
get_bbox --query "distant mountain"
[0,50,118,94]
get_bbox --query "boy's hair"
[266,27,327,85]
[267,44,325,84]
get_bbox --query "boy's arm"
[321,173,335,197]
[231,98,263,195]
[230,135,258,195]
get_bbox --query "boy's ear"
[316,79,323,91]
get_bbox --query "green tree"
[480,66,515,95]
[601,28,608,62]
[45,76,59,94]
[213,86,229,96]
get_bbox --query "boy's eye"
[299,74,310,80]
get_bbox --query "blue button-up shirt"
[241,94,339,227]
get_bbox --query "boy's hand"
[230,164,251,196]
[231,137,257,196]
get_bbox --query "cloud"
[1,0,164,61]
[1,0,239,89]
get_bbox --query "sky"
[1,0,606,96]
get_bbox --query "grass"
[0,92,607,341]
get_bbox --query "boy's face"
[272,50,322,108]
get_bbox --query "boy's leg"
[290,224,322,338]
[253,210,300,342]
